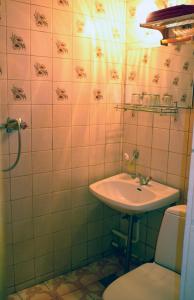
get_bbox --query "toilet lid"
[103,263,180,300]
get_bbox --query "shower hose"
[0,118,27,172]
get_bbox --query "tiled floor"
[8,256,123,300]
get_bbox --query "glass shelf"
[115,103,182,116]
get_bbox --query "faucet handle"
[137,174,152,185]
[145,176,152,185]
[131,173,137,179]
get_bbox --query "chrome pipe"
[0,118,27,172]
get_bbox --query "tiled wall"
[124,44,193,199]
[122,108,193,262]
[126,45,193,108]
[1,0,194,293]
[0,0,126,293]
[122,0,194,263]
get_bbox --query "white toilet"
[103,205,186,300]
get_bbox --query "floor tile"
[46,273,81,296]
[8,294,22,300]
[18,284,58,300]
[60,282,104,300]
[60,289,86,300]
[9,256,123,300]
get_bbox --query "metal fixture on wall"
[115,103,179,116]
[0,118,27,172]
[140,5,194,45]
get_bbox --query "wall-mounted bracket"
[140,5,194,46]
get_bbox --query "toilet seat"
[103,262,180,300]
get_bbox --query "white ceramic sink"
[89,173,179,215]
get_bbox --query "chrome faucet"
[134,173,152,185]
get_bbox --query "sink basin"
[89,173,179,215]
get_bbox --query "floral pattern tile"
[34,62,48,77]
[10,33,26,50]
[18,284,58,300]
[56,87,68,101]
[9,256,122,300]
[34,10,48,28]
[58,0,69,7]
[8,294,21,300]
[61,282,104,300]
[11,85,26,101]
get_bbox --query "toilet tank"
[155,205,186,274]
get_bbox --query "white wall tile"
[0,0,6,26]
[32,105,52,128]
[152,128,169,151]
[7,28,30,55]
[151,149,168,172]
[31,5,52,32]
[14,260,35,284]
[137,126,153,147]
[53,34,72,59]
[90,104,107,125]
[35,234,53,257]
[33,172,52,195]
[13,219,34,243]
[8,54,30,80]
[0,79,7,104]
[90,125,105,145]
[31,81,52,105]
[10,152,32,177]
[53,10,72,35]
[53,127,71,149]
[33,193,52,217]
[0,54,7,78]
[31,0,52,8]
[105,143,121,163]
[53,148,71,170]
[168,152,187,177]
[12,197,33,222]
[72,166,88,188]
[53,105,71,127]
[53,58,72,81]
[73,60,91,83]
[89,145,105,165]
[72,126,89,147]
[72,105,89,126]
[11,175,32,200]
[52,190,71,213]
[73,37,91,60]
[10,129,31,153]
[8,80,31,104]
[52,169,71,192]
[32,128,52,151]
[53,82,72,104]
[35,253,53,276]
[32,150,52,172]
[8,104,31,127]
[31,31,52,57]
[169,130,188,154]
[72,83,92,104]
[72,146,89,168]
[34,214,52,237]
[7,1,30,29]
[31,56,52,81]
[14,239,34,264]
[53,0,72,11]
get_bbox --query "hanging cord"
[0,118,27,172]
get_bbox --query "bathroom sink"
[89,173,179,215]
